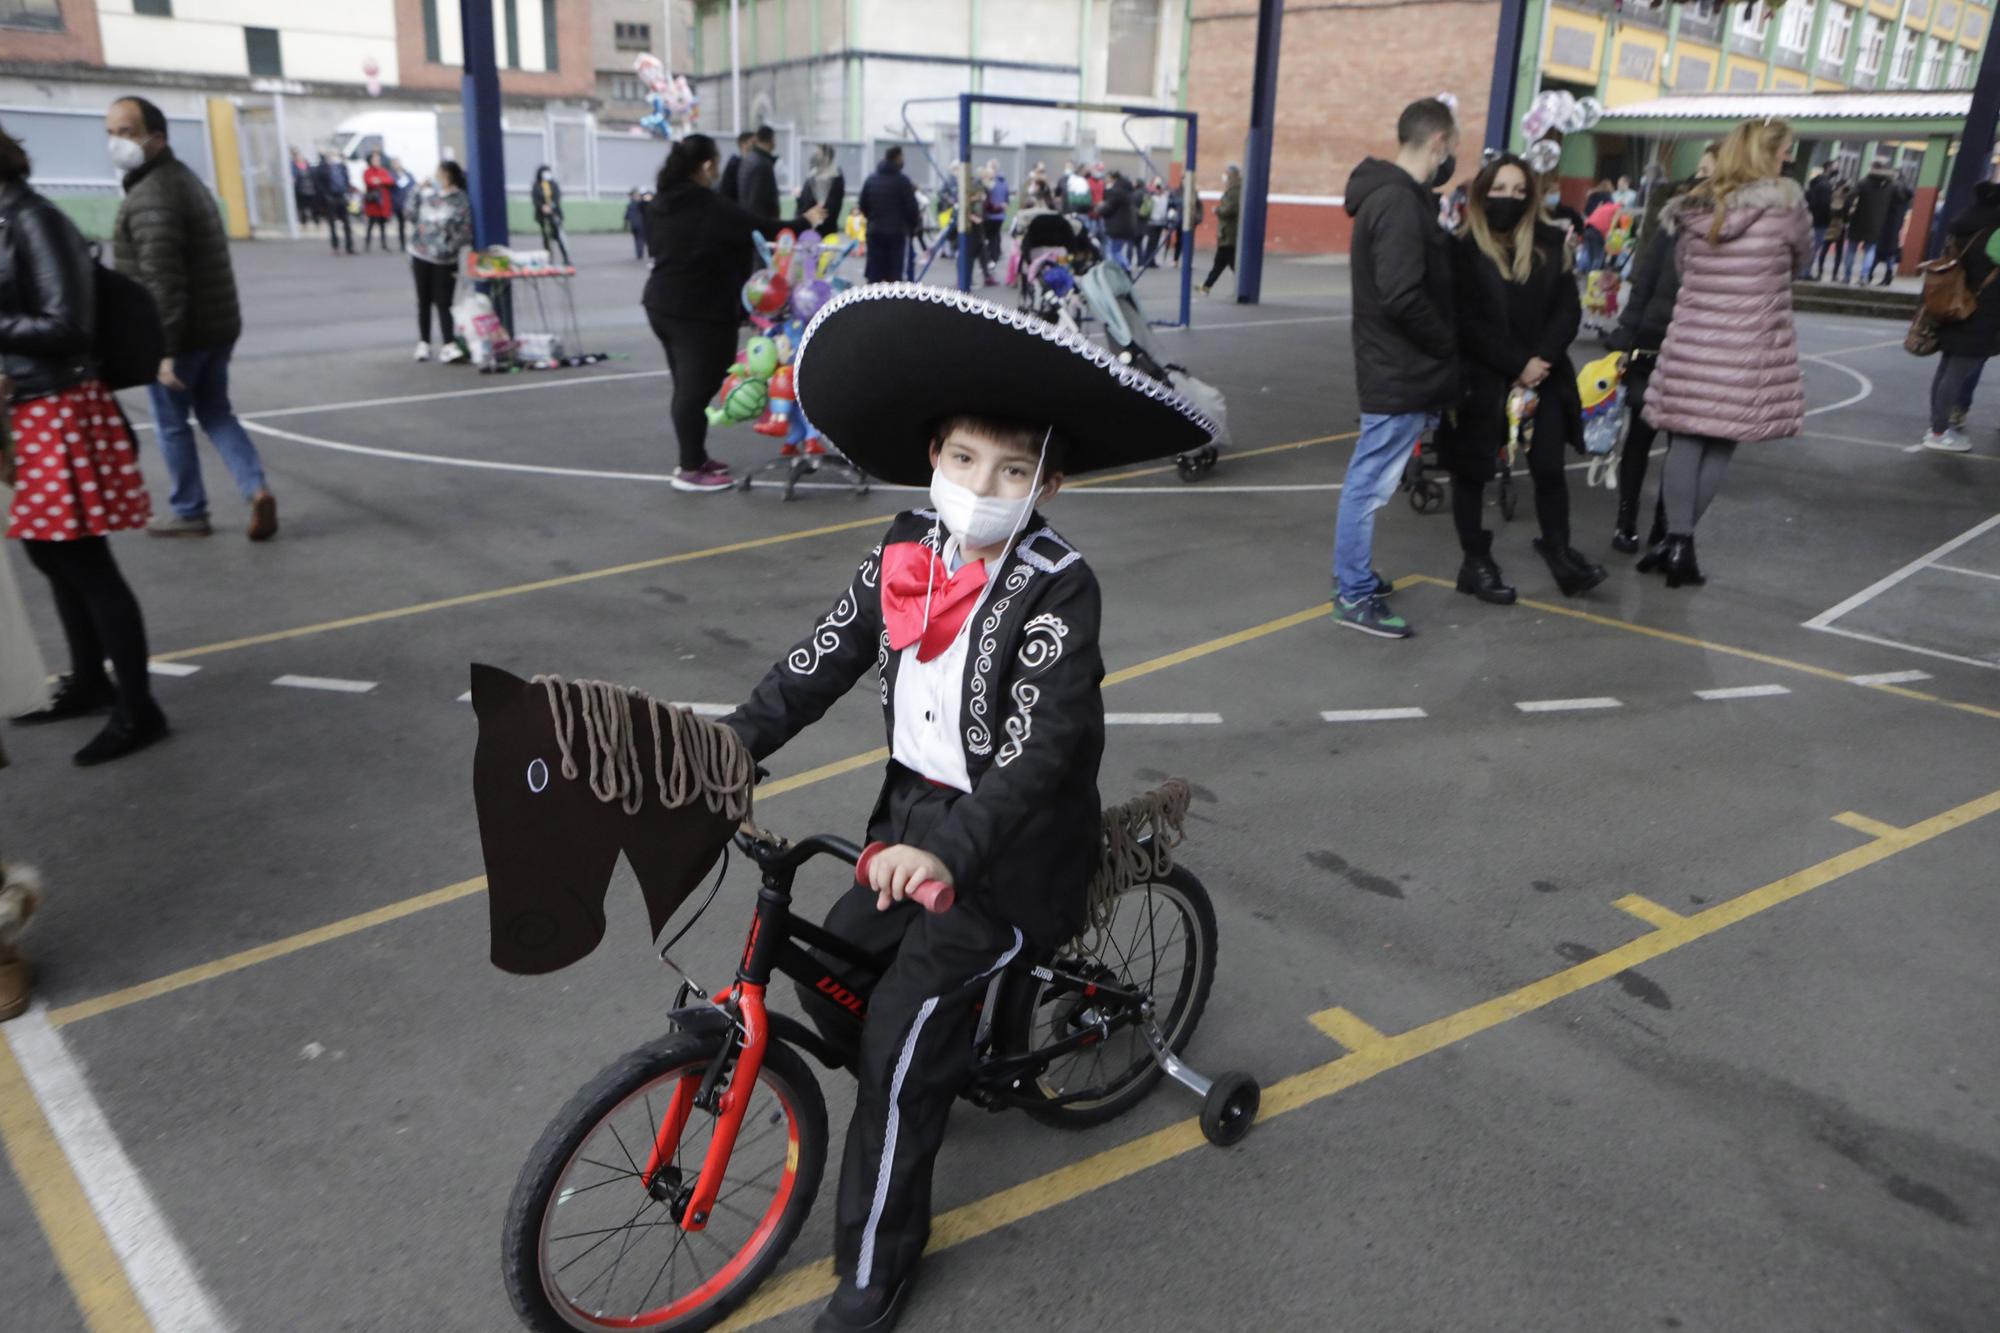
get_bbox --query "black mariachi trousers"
[794,764,1023,1292]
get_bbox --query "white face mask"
[107,135,148,172]
[928,470,1038,551]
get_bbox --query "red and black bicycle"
[500,824,1257,1331]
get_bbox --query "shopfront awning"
[1594,91,1974,138]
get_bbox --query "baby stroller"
[1399,422,1518,519]
[1076,260,1227,480]
[1013,209,1096,336]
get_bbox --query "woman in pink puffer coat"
[1642,118,1812,587]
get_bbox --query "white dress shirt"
[891,536,994,794]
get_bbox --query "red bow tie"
[881,541,988,663]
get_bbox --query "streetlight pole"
[730,0,743,134]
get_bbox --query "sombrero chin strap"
[535,675,755,821]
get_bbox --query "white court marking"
[672,702,736,717]
[1846,669,1931,685]
[1167,314,1353,333]
[1803,511,2000,668]
[1321,707,1427,722]
[146,661,201,677]
[1515,697,1623,713]
[1799,355,1874,418]
[129,368,671,429]
[1104,712,1223,724]
[1694,684,1792,701]
[273,674,378,693]
[1932,562,2000,584]
[5,1008,232,1332]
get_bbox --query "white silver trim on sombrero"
[794,282,1221,441]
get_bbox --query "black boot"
[1635,506,1670,573]
[72,701,169,767]
[1611,495,1641,554]
[1661,535,1706,589]
[1534,537,1607,596]
[1454,532,1517,605]
[11,673,115,726]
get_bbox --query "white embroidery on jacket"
[965,561,1034,757]
[997,613,1068,767]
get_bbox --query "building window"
[1937,0,1960,29]
[1105,0,1161,98]
[1904,0,1931,21]
[1889,26,1919,82]
[1733,5,1771,41]
[543,0,559,73]
[1674,53,1713,89]
[0,0,64,31]
[245,25,283,76]
[1919,35,1946,84]
[422,0,441,62]
[1551,25,1597,68]
[1966,9,1987,41]
[1948,46,1973,85]
[1616,41,1658,81]
[614,20,652,50]
[133,0,172,14]
[1778,0,1814,51]
[1819,4,1853,62]
[1856,16,1886,73]
[1729,63,1762,89]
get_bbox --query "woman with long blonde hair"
[1438,153,1604,602]
[1641,118,1812,586]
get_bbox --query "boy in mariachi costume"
[722,283,1217,1332]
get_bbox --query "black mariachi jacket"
[726,511,1105,947]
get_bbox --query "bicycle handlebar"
[854,842,954,914]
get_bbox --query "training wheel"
[1200,1071,1260,1146]
[1176,454,1200,482]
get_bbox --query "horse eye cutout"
[527,758,550,793]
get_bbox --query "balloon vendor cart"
[457,248,608,373]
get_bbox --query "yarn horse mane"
[470,664,754,976]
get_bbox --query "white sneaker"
[1921,430,1972,454]
[412,340,431,362]
[438,342,467,364]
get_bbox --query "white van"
[335,110,444,181]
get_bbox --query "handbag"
[1918,226,1996,323]
[1905,304,1941,357]
[91,258,163,391]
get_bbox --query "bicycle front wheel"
[503,1032,828,1332]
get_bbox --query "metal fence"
[0,103,216,195]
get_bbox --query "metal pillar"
[1234,0,1282,305]
[730,0,744,133]
[957,94,975,292]
[461,0,508,251]
[1930,37,2000,258]
[1486,0,1531,155]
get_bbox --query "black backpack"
[90,258,163,392]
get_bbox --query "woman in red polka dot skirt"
[1,128,167,766]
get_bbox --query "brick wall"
[1185,0,1504,254]
[392,0,596,98]
[2,0,104,66]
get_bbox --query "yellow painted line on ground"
[1403,574,2000,723]
[0,1032,152,1332]
[54,599,1347,1028]
[1307,1006,1389,1053]
[154,434,1355,664]
[720,783,2000,1331]
[1611,893,1685,929]
[1830,811,1904,840]
[46,876,488,1028]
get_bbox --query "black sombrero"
[793,282,1220,487]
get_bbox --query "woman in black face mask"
[1437,154,1605,602]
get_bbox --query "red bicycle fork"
[639,982,771,1233]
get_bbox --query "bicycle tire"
[503,1031,828,1332]
[1000,864,1220,1129]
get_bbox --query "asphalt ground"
[3,231,1998,1333]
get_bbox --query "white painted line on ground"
[1105,712,1223,724]
[1168,314,1353,332]
[456,690,473,703]
[244,421,684,484]
[1695,684,1793,701]
[1809,622,2000,672]
[1320,707,1428,722]
[1931,562,2000,584]
[6,1007,232,1332]
[1803,512,2000,630]
[671,702,736,717]
[144,661,201,677]
[1846,669,1932,685]
[1799,355,1874,417]
[1809,338,1903,357]
[1514,697,1623,713]
[129,369,670,429]
[272,674,378,693]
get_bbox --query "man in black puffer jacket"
[1332,97,1459,639]
[108,96,276,540]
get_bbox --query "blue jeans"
[146,343,268,520]
[1802,225,1826,277]
[1840,239,1875,283]
[1333,411,1435,603]
[1930,353,1987,434]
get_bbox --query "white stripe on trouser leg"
[855,928,1022,1289]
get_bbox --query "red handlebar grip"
[855,842,953,914]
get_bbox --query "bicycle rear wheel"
[503,1032,827,1332]
[1000,864,1218,1129]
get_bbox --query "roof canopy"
[1595,91,1975,138]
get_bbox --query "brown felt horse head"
[469,663,749,976]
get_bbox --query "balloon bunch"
[633,54,698,139]
[708,227,863,453]
[1519,90,1605,178]
[1505,385,1539,467]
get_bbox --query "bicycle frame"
[636,831,1164,1232]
